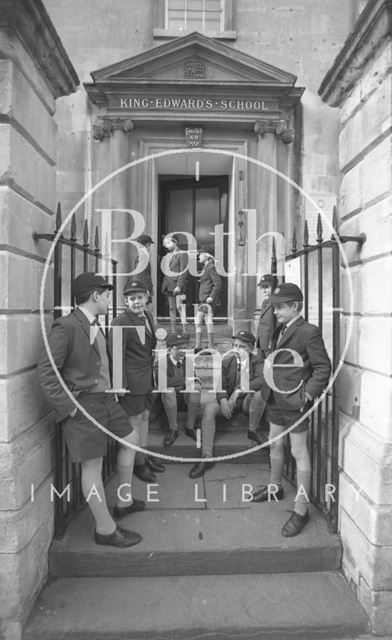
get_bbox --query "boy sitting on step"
[189,331,265,479]
[158,332,202,447]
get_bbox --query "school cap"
[166,332,190,348]
[135,234,154,245]
[74,272,113,298]
[269,283,303,304]
[123,278,149,296]
[232,330,256,346]
[257,274,274,287]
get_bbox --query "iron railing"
[34,203,118,539]
[274,206,365,532]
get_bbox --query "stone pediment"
[84,32,304,120]
[90,32,296,86]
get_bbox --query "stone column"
[319,0,392,634]
[0,1,78,638]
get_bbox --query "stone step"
[49,464,341,578]
[147,428,270,460]
[23,571,369,640]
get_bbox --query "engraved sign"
[117,96,272,112]
[184,61,206,79]
[185,127,203,148]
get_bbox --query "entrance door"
[158,176,228,319]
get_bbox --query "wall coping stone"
[0,0,79,99]
[319,0,392,107]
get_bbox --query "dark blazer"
[256,299,276,351]
[198,262,222,305]
[161,250,188,295]
[37,308,105,423]
[134,254,153,296]
[154,355,186,392]
[217,352,264,402]
[261,316,331,410]
[110,309,156,394]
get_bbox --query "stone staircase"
[23,328,370,639]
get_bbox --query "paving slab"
[23,572,369,640]
[49,464,341,577]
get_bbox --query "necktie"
[141,315,152,337]
[176,361,182,368]
[91,318,112,378]
[277,325,287,345]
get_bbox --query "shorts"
[62,393,132,463]
[119,390,154,417]
[266,395,309,433]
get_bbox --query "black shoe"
[193,347,203,354]
[251,484,284,503]
[189,459,214,479]
[185,427,197,441]
[282,510,309,537]
[145,455,165,473]
[94,526,142,547]
[133,463,156,483]
[247,429,265,445]
[163,429,178,447]
[113,498,146,519]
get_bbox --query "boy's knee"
[81,457,102,473]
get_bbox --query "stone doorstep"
[23,572,369,640]
[48,464,342,578]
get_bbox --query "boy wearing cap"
[111,278,163,484]
[189,331,264,478]
[133,234,154,304]
[161,235,188,333]
[157,333,201,447]
[37,272,144,548]
[194,251,222,352]
[251,283,331,537]
[248,274,277,445]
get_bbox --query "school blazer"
[256,300,276,351]
[37,308,107,423]
[198,262,222,305]
[261,316,331,410]
[216,352,264,402]
[161,250,188,295]
[110,309,156,395]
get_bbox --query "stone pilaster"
[0,1,78,638]
[319,0,392,634]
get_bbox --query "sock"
[162,396,179,430]
[116,444,134,508]
[186,396,200,429]
[269,452,284,487]
[81,464,116,536]
[195,326,203,348]
[207,328,214,349]
[294,467,311,515]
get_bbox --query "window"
[153,0,236,40]
[166,0,224,32]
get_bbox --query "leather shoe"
[251,484,284,502]
[163,429,178,447]
[145,455,165,472]
[247,429,265,445]
[133,463,156,483]
[94,526,142,547]
[281,510,309,537]
[113,498,146,519]
[185,427,197,441]
[189,459,214,479]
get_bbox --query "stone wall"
[0,1,78,638]
[319,0,392,634]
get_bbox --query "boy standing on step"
[189,331,265,479]
[194,251,222,353]
[251,283,331,537]
[158,332,202,447]
[37,272,144,548]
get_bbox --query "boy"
[161,234,188,333]
[194,251,222,352]
[133,233,154,305]
[251,283,331,538]
[189,331,265,478]
[248,273,277,445]
[157,332,202,447]
[37,272,144,548]
[111,278,164,483]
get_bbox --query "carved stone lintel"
[92,117,134,141]
[254,119,294,144]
